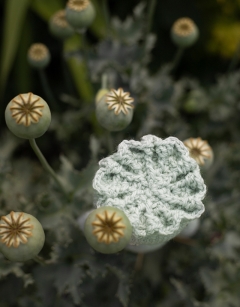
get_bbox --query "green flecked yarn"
[65,1,96,30]
[93,135,206,246]
[5,93,51,139]
[0,212,45,262]
[96,94,133,132]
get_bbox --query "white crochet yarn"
[93,135,206,246]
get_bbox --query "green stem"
[170,47,185,73]
[29,138,68,198]
[33,255,46,266]
[107,131,114,153]
[146,0,157,34]
[102,0,110,35]
[101,73,108,89]
[38,69,59,111]
[228,41,240,72]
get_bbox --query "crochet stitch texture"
[93,135,206,245]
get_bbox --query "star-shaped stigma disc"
[10,93,44,127]
[0,211,33,248]
[184,137,213,165]
[106,88,134,115]
[92,210,126,244]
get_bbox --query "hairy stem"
[101,73,108,89]
[170,47,185,73]
[29,138,68,197]
[146,0,157,34]
[38,69,58,110]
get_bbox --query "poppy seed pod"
[183,137,214,170]
[171,17,199,48]
[84,206,132,254]
[0,211,45,262]
[49,10,75,40]
[5,93,51,139]
[65,0,96,30]
[95,88,109,105]
[96,88,134,131]
[27,43,51,69]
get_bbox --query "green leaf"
[0,0,30,96]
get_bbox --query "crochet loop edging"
[93,135,206,245]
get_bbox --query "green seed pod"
[49,10,75,40]
[95,88,109,105]
[27,43,51,69]
[96,88,134,131]
[84,206,132,254]
[5,92,51,139]
[171,17,199,48]
[0,211,45,262]
[183,137,214,170]
[65,0,96,30]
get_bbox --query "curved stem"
[102,0,110,35]
[107,131,114,153]
[170,47,185,73]
[101,73,108,89]
[38,69,59,111]
[29,138,68,198]
[33,255,47,265]
[146,0,157,34]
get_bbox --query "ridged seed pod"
[5,93,51,139]
[0,211,45,262]
[49,10,75,40]
[96,88,134,131]
[27,43,51,69]
[65,0,96,30]
[171,17,199,48]
[84,206,132,254]
[183,137,214,170]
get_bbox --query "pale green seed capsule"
[5,93,51,139]
[84,206,132,254]
[96,88,134,131]
[95,88,109,105]
[49,10,75,40]
[27,43,51,69]
[0,211,45,262]
[183,137,214,170]
[65,0,96,30]
[171,17,199,48]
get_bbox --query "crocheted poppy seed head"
[93,135,206,246]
